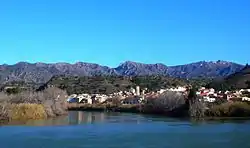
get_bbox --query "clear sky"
[0,0,249,67]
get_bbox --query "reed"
[0,87,68,122]
[0,103,10,122]
[207,102,250,117]
[9,103,47,120]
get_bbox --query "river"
[0,111,250,148]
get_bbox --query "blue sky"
[0,0,249,67]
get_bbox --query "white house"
[242,97,250,102]
[78,94,92,104]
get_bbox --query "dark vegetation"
[0,81,40,95]
[39,75,188,94]
[188,78,213,89]
[207,64,250,91]
[68,88,250,118]
[0,87,68,122]
[2,75,213,96]
[68,88,207,118]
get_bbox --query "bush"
[0,92,9,103]
[189,99,206,118]
[207,102,250,117]
[0,103,10,122]
[6,87,21,95]
[41,87,68,117]
[9,103,47,120]
[144,91,187,116]
[0,87,68,121]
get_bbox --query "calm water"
[0,111,250,148]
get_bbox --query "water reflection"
[68,111,106,124]
[4,111,250,126]
[1,112,250,148]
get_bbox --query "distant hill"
[207,64,250,90]
[0,60,244,84]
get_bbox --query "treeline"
[2,75,216,95]
[0,81,41,95]
[206,65,250,91]
[38,75,188,95]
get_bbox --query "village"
[67,85,250,105]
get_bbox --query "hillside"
[39,75,188,95]
[207,64,250,90]
[0,60,244,84]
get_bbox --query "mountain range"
[0,60,245,84]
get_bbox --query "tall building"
[141,89,145,100]
[136,86,140,96]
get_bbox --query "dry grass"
[189,99,206,118]
[0,87,68,122]
[9,103,47,120]
[0,92,9,103]
[207,102,250,117]
[0,103,10,122]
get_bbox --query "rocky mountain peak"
[0,60,245,84]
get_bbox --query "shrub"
[207,102,250,117]
[189,99,206,118]
[144,91,187,116]
[0,92,9,103]
[41,87,68,117]
[6,87,21,95]
[105,97,122,106]
[0,87,68,121]
[9,103,47,120]
[0,103,10,122]
[7,91,43,104]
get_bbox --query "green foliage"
[188,78,213,88]
[188,88,197,101]
[131,76,186,91]
[206,81,236,91]
[42,75,187,94]
[6,87,21,95]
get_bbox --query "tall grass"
[0,103,9,122]
[9,103,47,120]
[0,87,68,122]
[189,99,206,118]
[207,102,250,117]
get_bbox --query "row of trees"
[40,75,187,95]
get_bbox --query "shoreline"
[67,103,250,120]
[1,104,250,125]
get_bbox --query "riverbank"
[67,103,140,113]
[1,111,250,148]
[67,101,250,118]
[2,88,250,123]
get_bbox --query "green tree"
[6,87,20,95]
[188,87,197,103]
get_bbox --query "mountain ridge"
[0,60,245,84]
